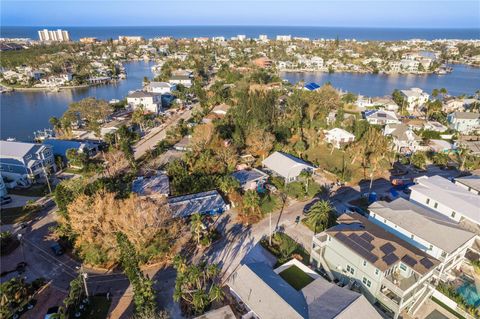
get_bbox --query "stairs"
[409,286,433,316]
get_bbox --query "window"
[363,260,367,267]
[399,263,407,271]
[451,211,456,218]
[362,277,372,288]
[410,234,414,240]
[426,198,430,205]
[383,219,387,223]
[429,245,433,250]
[375,269,380,276]
[346,265,355,275]
[434,202,438,209]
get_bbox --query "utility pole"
[17,234,26,264]
[80,265,89,297]
[40,161,52,194]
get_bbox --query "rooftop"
[132,172,170,196]
[262,151,315,179]
[325,213,439,275]
[167,190,227,218]
[0,140,46,159]
[411,175,480,224]
[231,168,268,186]
[127,91,157,98]
[455,174,480,192]
[451,111,480,120]
[194,305,236,319]
[368,198,475,254]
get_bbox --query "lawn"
[260,232,310,265]
[8,185,49,197]
[279,265,314,290]
[79,296,111,319]
[0,204,41,224]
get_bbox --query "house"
[447,112,480,134]
[368,198,476,277]
[228,260,382,319]
[132,172,169,197]
[194,305,236,319]
[253,57,273,68]
[42,139,99,164]
[303,82,320,91]
[384,124,421,154]
[173,135,192,152]
[324,128,355,149]
[262,152,315,183]
[372,97,399,112]
[410,175,480,230]
[211,104,230,116]
[0,140,56,184]
[231,168,268,191]
[145,81,176,94]
[126,91,162,114]
[169,75,192,88]
[167,190,229,218]
[364,109,400,126]
[454,174,480,195]
[311,213,440,319]
[423,121,447,132]
[428,139,454,153]
[400,88,429,112]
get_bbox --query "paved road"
[133,105,198,160]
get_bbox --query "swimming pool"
[456,281,480,308]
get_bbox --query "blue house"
[304,82,321,91]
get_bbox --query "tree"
[58,275,84,319]
[190,213,205,246]
[411,152,427,169]
[305,200,334,233]
[117,232,157,316]
[341,92,357,104]
[103,149,130,177]
[66,148,88,168]
[173,257,223,316]
[245,128,274,159]
[433,152,449,167]
[0,277,30,319]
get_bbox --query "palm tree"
[190,213,204,245]
[305,200,333,233]
[242,190,260,217]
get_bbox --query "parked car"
[50,243,63,256]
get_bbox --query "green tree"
[58,275,84,319]
[433,152,449,167]
[116,232,157,316]
[190,213,205,246]
[0,277,30,319]
[411,152,427,169]
[305,200,334,233]
[242,190,261,217]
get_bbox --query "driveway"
[1,194,40,209]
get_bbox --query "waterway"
[1,61,479,141]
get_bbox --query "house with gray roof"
[228,261,381,319]
[231,168,268,191]
[311,213,439,319]
[0,140,56,184]
[167,190,229,218]
[126,91,162,113]
[132,171,170,197]
[144,81,176,94]
[384,123,421,154]
[410,175,480,227]
[368,198,476,277]
[447,111,480,134]
[454,174,480,195]
[262,151,315,183]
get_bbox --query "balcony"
[377,290,400,314]
[383,272,420,296]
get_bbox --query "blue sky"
[1,0,479,28]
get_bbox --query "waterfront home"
[262,151,315,183]
[384,123,421,154]
[167,190,229,218]
[169,75,192,88]
[0,140,56,184]
[127,91,162,114]
[311,213,439,319]
[324,128,355,149]
[132,171,170,197]
[303,82,320,91]
[454,174,480,195]
[42,139,99,164]
[368,198,475,277]
[410,175,480,229]
[400,88,429,112]
[364,109,400,126]
[145,81,176,94]
[228,260,382,319]
[447,111,480,134]
[231,168,268,191]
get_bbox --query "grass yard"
[279,265,314,290]
[79,296,111,319]
[0,204,40,224]
[8,185,49,197]
[260,232,310,265]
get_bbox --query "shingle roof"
[326,213,439,274]
[167,190,227,218]
[368,198,475,254]
[411,175,480,224]
[128,91,157,98]
[452,112,480,120]
[262,151,315,179]
[231,168,268,186]
[455,174,480,192]
[132,172,170,196]
[0,140,45,159]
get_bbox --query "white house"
[454,174,480,195]
[447,112,480,134]
[145,81,176,94]
[384,123,421,154]
[126,91,162,114]
[409,175,480,229]
[400,88,429,112]
[364,109,400,126]
[324,128,355,149]
[169,75,192,88]
[262,151,315,183]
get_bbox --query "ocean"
[1,26,479,41]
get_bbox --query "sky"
[1,0,479,28]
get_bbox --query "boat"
[33,129,55,142]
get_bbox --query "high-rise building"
[38,29,70,42]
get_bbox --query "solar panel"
[360,232,374,242]
[420,257,434,269]
[349,233,375,251]
[377,113,387,118]
[335,233,378,264]
[401,255,418,268]
[380,242,396,255]
[382,253,399,266]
